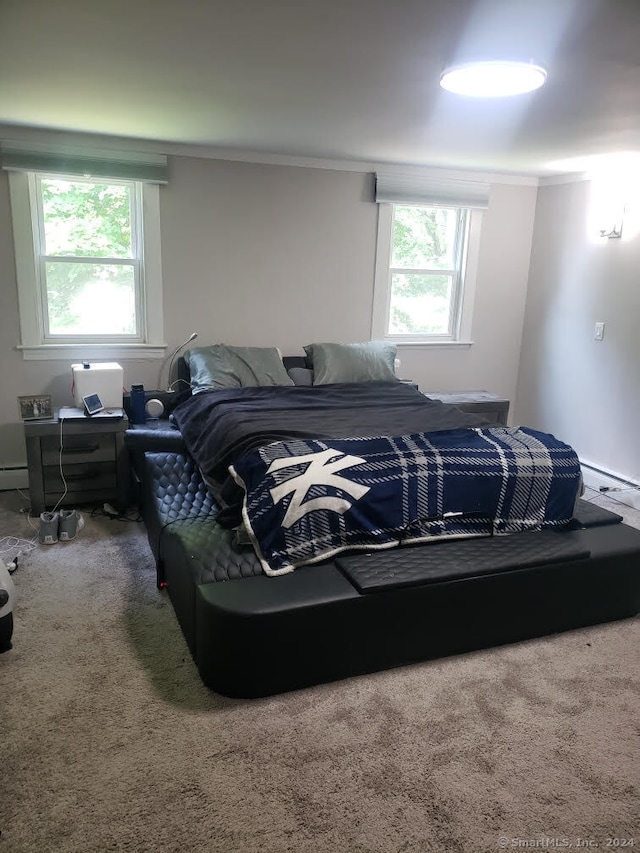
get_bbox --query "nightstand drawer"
[41,433,116,466]
[43,462,117,494]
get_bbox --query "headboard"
[175,354,309,390]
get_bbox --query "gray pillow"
[287,367,314,386]
[185,344,294,393]
[304,341,398,385]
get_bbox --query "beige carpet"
[1,490,639,853]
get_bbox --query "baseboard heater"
[580,459,640,511]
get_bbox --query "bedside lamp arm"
[161,332,198,392]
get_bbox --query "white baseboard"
[0,467,29,491]
[580,459,640,511]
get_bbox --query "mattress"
[171,382,487,499]
[171,383,582,573]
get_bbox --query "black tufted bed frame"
[125,358,640,698]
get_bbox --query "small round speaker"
[145,398,165,418]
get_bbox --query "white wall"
[0,152,537,470]
[160,157,378,350]
[515,178,640,483]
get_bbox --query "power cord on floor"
[597,469,640,495]
[10,488,39,562]
[89,503,141,523]
[580,491,605,504]
[16,487,31,506]
[593,489,639,513]
[0,535,36,573]
[50,416,68,514]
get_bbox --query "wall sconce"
[592,167,629,239]
[599,206,624,239]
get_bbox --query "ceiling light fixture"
[440,60,547,98]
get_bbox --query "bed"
[125,343,640,697]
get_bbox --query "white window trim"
[8,171,166,360]
[371,203,483,346]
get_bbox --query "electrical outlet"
[594,322,605,341]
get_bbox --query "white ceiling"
[2,0,640,177]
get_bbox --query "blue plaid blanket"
[229,427,582,576]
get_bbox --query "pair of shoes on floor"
[38,509,85,544]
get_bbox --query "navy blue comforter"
[172,382,487,484]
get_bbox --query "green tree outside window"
[40,178,137,335]
[389,205,463,335]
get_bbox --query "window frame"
[371,202,483,346]
[8,170,165,360]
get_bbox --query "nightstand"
[24,414,130,516]
[423,390,510,425]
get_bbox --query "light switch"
[594,322,605,341]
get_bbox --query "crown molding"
[538,172,591,186]
[0,123,540,185]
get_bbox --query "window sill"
[389,340,474,348]
[17,343,168,361]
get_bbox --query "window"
[389,205,467,336]
[372,203,482,343]
[5,149,165,360]
[36,175,141,338]
[371,169,487,345]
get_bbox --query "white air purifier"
[72,362,124,409]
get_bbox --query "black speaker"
[123,389,179,421]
